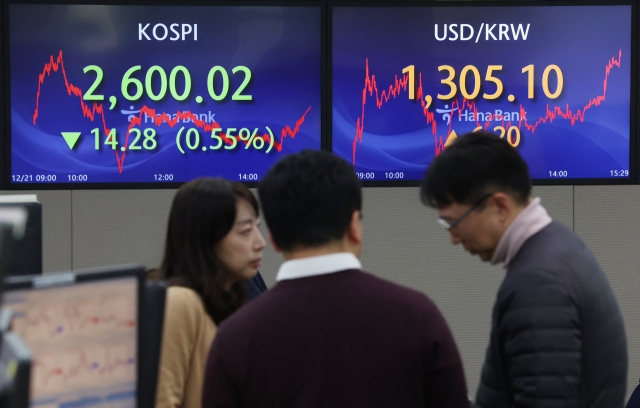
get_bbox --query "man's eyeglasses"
[437,193,493,231]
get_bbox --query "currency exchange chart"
[9,4,321,185]
[332,5,632,182]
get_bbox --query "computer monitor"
[0,208,25,408]
[0,198,42,277]
[331,2,634,185]
[6,1,322,188]
[1,265,145,408]
[0,331,32,408]
[138,280,167,408]
[0,224,16,302]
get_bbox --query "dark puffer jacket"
[627,381,640,408]
[474,221,627,408]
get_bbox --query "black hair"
[160,177,259,325]
[421,131,531,208]
[258,150,362,251]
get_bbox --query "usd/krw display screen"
[9,4,321,186]
[332,5,632,182]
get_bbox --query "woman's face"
[214,198,266,287]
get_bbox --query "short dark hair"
[160,177,259,325]
[258,150,362,251]
[421,131,532,208]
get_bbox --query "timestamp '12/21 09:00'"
[13,174,262,182]
[12,174,58,182]
[11,173,265,183]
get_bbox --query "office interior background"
[3,0,639,402]
[2,185,636,399]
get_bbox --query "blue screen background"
[10,5,321,184]
[332,6,632,181]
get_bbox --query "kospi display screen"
[7,3,321,187]
[331,4,634,184]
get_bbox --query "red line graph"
[36,350,134,387]
[32,343,135,392]
[24,305,135,339]
[353,50,623,165]
[32,50,311,173]
[518,50,622,133]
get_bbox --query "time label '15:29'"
[610,170,629,177]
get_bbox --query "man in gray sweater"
[421,131,627,408]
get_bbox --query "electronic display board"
[331,3,634,184]
[7,3,322,187]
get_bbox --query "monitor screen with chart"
[1,266,144,408]
[331,3,634,184]
[6,2,322,188]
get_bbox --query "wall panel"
[575,185,640,397]
[71,190,175,270]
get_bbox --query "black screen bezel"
[328,0,638,187]
[2,0,326,190]
[2,264,146,408]
[0,331,31,408]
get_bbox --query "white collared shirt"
[275,252,362,282]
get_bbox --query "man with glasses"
[421,131,627,408]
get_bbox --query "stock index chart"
[332,5,632,182]
[9,4,321,186]
[2,278,138,408]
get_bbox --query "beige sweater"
[155,287,217,408]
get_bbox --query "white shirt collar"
[275,252,362,282]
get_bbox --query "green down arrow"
[61,132,81,150]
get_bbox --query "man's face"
[437,198,503,262]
